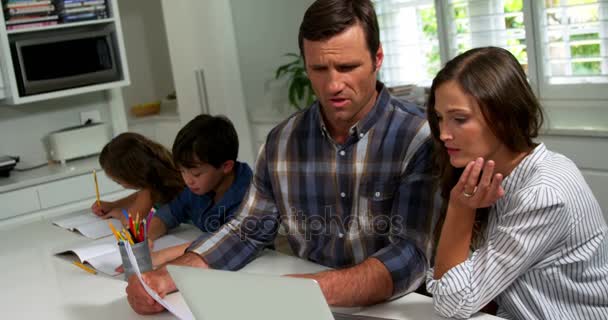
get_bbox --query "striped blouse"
[427,143,608,319]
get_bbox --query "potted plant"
[274,53,315,110]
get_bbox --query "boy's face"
[179,162,229,196]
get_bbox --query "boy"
[146,114,253,265]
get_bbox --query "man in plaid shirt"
[126,0,437,314]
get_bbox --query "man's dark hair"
[298,0,380,66]
[172,114,239,169]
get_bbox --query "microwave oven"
[10,24,122,96]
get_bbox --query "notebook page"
[86,250,122,276]
[52,211,122,239]
[58,236,117,263]
[71,235,191,276]
[52,211,99,230]
[75,218,122,239]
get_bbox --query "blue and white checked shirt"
[188,82,438,296]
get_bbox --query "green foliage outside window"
[420,6,440,77]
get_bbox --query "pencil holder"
[118,241,153,281]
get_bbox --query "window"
[444,0,528,71]
[374,0,440,87]
[375,0,608,100]
[540,0,607,84]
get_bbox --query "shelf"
[5,79,129,104]
[0,155,102,194]
[128,100,180,125]
[7,18,115,35]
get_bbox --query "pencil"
[128,212,135,237]
[122,228,134,245]
[93,169,101,207]
[73,261,97,275]
[146,209,154,227]
[135,212,140,235]
[121,208,130,222]
[108,222,123,241]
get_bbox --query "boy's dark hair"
[172,114,239,169]
[298,0,380,67]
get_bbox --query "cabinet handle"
[195,69,210,114]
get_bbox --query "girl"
[426,47,608,319]
[91,132,184,225]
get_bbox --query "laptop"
[168,265,394,320]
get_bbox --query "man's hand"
[285,258,393,307]
[125,267,175,315]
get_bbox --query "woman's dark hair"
[298,0,380,67]
[426,46,544,242]
[99,132,184,204]
[172,114,239,169]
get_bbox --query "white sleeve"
[426,186,569,319]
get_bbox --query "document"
[52,210,122,239]
[124,241,195,320]
[56,233,193,276]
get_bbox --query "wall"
[229,0,315,116]
[540,133,608,218]
[0,93,109,169]
[542,99,608,131]
[160,0,256,165]
[118,0,174,115]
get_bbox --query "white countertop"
[0,155,101,193]
[0,215,501,320]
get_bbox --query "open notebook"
[52,210,122,239]
[55,232,195,276]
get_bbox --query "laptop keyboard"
[332,312,396,320]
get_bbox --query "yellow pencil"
[73,261,97,275]
[93,169,101,207]
[122,229,135,245]
[108,222,123,241]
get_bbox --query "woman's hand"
[450,157,505,210]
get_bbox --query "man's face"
[303,23,383,131]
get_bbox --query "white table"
[0,218,500,319]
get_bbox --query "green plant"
[274,53,315,110]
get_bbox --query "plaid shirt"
[188,82,438,296]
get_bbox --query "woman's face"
[433,80,504,168]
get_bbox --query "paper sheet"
[124,241,194,320]
[57,235,192,276]
[52,211,122,239]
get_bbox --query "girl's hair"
[99,132,184,204]
[426,47,544,242]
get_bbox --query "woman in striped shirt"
[425,46,608,319]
